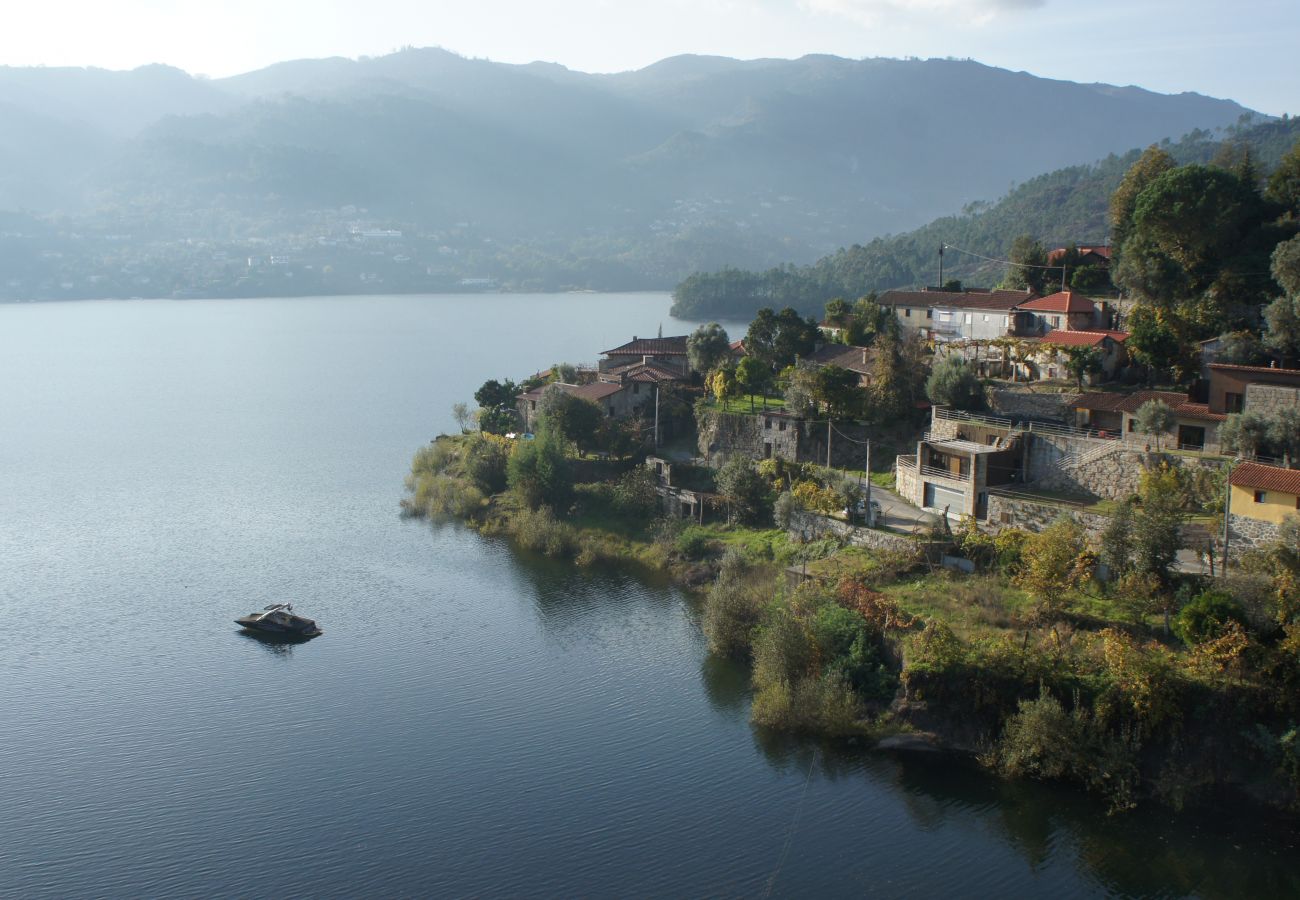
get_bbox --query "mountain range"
[0,48,1267,298]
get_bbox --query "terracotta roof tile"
[804,343,875,375]
[601,336,688,356]
[1017,291,1097,314]
[1230,462,1300,495]
[878,288,1036,311]
[1035,330,1127,348]
[1209,362,1300,378]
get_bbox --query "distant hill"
[0,49,1272,299]
[670,117,1300,319]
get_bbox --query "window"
[982,315,990,322]
[904,308,911,317]
[764,418,771,430]
[1002,316,1009,328]
[633,383,640,395]
[608,406,615,417]
[1127,418,1136,432]
[926,309,933,319]
[1050,316,1061,328]
[1255,490,1266,503]
[964,314,972,325]
[1295,496,1300,510]
[778,421,787,432]
[1001,512,1013,525]
[1225,392,1244,413]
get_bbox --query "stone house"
[516,380,631,433]
[1013,290,1106,336]
[895,412,1023,519]
[1021,329,1130,382]
[802,343,876,388]
[877,287,1039,339]
[1071,390,1224,451]
[1228,461,1300,548]
[1207,362,1300,416]
[599,335,691,377]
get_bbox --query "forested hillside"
[672,118,1300,319]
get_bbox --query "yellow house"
[1229,462,1300,525]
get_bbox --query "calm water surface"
[1,293,1297,898]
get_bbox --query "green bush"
[507,427,572,509]
[675,526,712,560]
[702,552,767,659]
[511,505,578,558]
[1173,589,1249,645]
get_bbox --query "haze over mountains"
[0,48,1264,298]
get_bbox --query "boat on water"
[235,603,322,638]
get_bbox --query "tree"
[823,298,850,324]
[1267,407,1300,466]
[813,365,861,419]
[451,402,474,433]
[926,355,983,410]
[1273,234,1300,297]
[1263,295,1300,366]
[687,323,732,376]
[1004,235,1050,294]
[1266,140,1300,217]
[1126,307,1186,382]
[507,424,572,509]
[1061,345,1103,388]
[1017,517,1090,618]
[716,456,771,525]
[735,356,772,411]
[1214,330,1268,366]
[1109,145,1175,253]
[538,385,603,456]
[710,365,740,408]
[1134,399,1175,450]
[1132,466,1187,599]
[1100,498,1136,579]
[1173,590,1248,646]
[551,362,579,384]
[1218,411,1270,458]
[474,378,520,411]
[746,307,817,370]
[783,366,818,418]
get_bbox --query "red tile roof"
[1231,462,1300,495]
[1209,362,1300,378]
[518,381,625,403]
[804,343,875,375]
[617,362,685,384]
[601,336,688,356]
[1047,245,1112,264]
[879,289,1035,311]
[1035,330,1129,348]
[1071,390,1224,420]
[1017,291,1097,314]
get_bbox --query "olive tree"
[1134,399,1175,450]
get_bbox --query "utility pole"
[654,385,661,449]
[864,438,873,527]
[938,244,945,288]
[1221,460,1234,573]
[826,419,832,468]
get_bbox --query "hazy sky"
[6,0,1298,114]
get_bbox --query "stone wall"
[989,389,1080,423]
[1246,383,1300,416]
[1024,434,1228,502]
[789,509,935,555]
[982,493,1114,537]
[896,459,920,507]
[1228,513,1281,551]
[697,409,872,468]
[928,417,960,440]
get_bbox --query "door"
[924,482,966,516]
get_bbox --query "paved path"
[865,484,940,533]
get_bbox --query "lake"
[1,293,1296,898]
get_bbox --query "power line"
[940,242,1066,271]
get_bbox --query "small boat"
[235,603,322,638]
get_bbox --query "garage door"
[923,482,966,514]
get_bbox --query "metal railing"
[896,454,918,470]
[986,486,1088,509]
[934,407,1014,429]
[920,464,970,482]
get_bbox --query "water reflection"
[699,654,749,713]
[235,629,308,657]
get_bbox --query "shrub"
[702,551,767,659]
[463,433,511,494]
[507,426,572,509]
[611,467,658,517]
[716,456,772,525]
[675,526,712,561]
[1173,589,1249,646]
[773,491,801,531]
[750,674,864,734]
[511,505,578,558]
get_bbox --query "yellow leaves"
[1187,622,1249,679]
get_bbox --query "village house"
[1228,461,1300,548]
[598,335,692,376]
[802,343,876,387]
[516,380,632,433]
[1206,362,1300,415]
[928,290,1034,344]
[1021,329,1131,382]
[895,413,1024,519]
[1013,290,1110,336]
[1071,390,1224,450]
